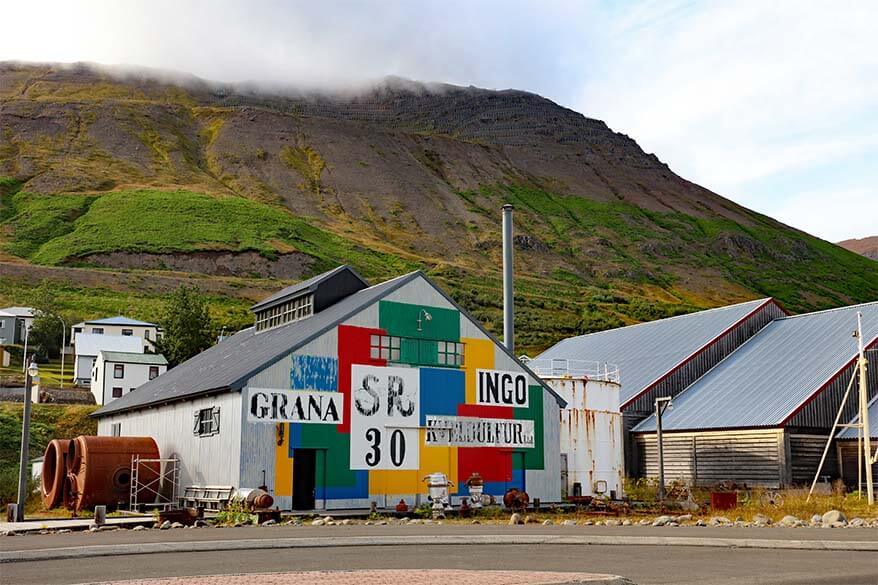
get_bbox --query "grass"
[280,145,326,193]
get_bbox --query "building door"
[292,449,316,510]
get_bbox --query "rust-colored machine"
[41,435,160,513]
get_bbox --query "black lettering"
[365,427,381,466]
[307,395,322,421]
[514,423,524,445]
[386,375,414,417]
[251,392,269,418]
[293,396,306,420]
[515,376,527,405]
[390,429,405,466]
[355,375,381,416]
[501,373,513,403]
[486,372,499,404]
[323,397,339,422]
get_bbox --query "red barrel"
[41,439,72,509]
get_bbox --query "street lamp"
[655,396,673,501]
[16,357,38,522]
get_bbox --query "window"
[92,327,104,334]
[121,329,133,336]
[255,294,314,332]
[112,387,123,398]
[114,364,124,379]
[437,341,465,366]
[144,330,151,341]
[194,406,221,437]
[111,423,121,437]
[74,327,82,334]
[149,366,159,380]
[370,334,400,361]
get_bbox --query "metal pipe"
[856,312,873,504]
[16,356,34,522]
[502,204,514,353]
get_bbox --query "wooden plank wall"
[636,430,783,487]
[836,440,878,489]
[787,434,837,485]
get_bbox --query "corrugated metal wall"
[787,434,837,485]
[636,429,784,487]
[623,301,784,475]
[836,440,878,489]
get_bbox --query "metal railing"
[523,358,621,384]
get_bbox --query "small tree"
[26,281,65,360]
[157,285,214,367]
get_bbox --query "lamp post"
[16,356,38,522]
[655,396,673,501]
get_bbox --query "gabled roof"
[84,316,157,327]
[250,265,368,312]
[94,269,564,418]
[99,351,168,365]
[537,298,775,406]
[635,301,878,433]
[837,395,878,440]
[0,307,36,318]
[75,333,144,357]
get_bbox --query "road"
[2,524,876,585]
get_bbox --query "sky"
[1,0,876,241]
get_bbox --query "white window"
[121,329,133,336]
[437,341,465,366]
[92,327,104,334]
[149,366,159,380]
[114,364,124,379]
[255,294,314,332]
[194,406,220,437]
[370,334,400,361]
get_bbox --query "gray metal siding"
[787,434,838,485]
[837,440,878,489]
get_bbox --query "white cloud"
[772,187,878,242]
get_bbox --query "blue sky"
[2,0,875,241]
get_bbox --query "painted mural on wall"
[259,300,546,503]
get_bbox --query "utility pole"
[655,396,672,501]
[502,204,514,354]
[856,312,873,505]
[16,356,38,522]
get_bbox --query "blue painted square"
[418,368,465,425]
[291,355,338,391]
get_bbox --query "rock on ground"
[778,515,801,527]
[652,515,673,526]
[822,510,847,525]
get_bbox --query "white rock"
[778,515,800,527]
[340,519,352,525]
[472,519,482,525]
[674,514,693,523]
[822,510,847,525]
[377,520,387,525]
[542,519,552,525]
[509,513,523,525]
[638,519,652,526]
[695,519,707,527]
[132,525,147,531]
[311,519,325,526]
[753,514,771,525]
[170,522,185,529]
[810,514,823,524]
[159,520,172,530]
[594,520,604,526]
[605,519,620,526]
[621,519,632,526]
[322,516,334,523]
[582,520,594,526]
[652,515,673,526]
[709,516,731,526]
[561,519,576,526]
[849,518,865,527]
[262,519,277,526]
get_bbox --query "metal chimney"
[502,204,514,353]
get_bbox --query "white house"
[71,316,162,352]
[91,351,168,405]
[73,333,144,386]
[0,306,36,346]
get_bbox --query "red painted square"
[337,325,387,433]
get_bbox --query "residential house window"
[437,341,465,366]
[114,364,124,378]
[121,329,133,336]
[144,330,151,341]
[255,294,314,332]
[370,335,400,361]
[111,423,121,437]
[92,327,104,334]
[149,366,159,380]
[112,387,123,398]
[194,406,221,437]
[74,327,82,334]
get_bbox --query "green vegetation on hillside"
[2,189,416,277]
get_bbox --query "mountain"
[1,62,877,352]
[837,237,878,261]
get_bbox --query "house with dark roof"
[94,266,564,511]
[632,302,878,488]
[537,298,786,473]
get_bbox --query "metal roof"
[84,316,157,327]
[94,268,565,418]
[99,351,168,365]
[0,306,36,318]
[634,301,878,433]
[250,265,368,311]
[536,298,772,405]
[837,395,878,440]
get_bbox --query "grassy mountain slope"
[1,63,876,352]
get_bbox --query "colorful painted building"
[93,266,565,510]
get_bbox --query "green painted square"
[514,385,545,470]
[379,300,460,341]
[299,424,360,487]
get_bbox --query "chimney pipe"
[502,204,514,353]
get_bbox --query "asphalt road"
[3,525,876,585]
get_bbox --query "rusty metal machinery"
[40,439,72,509]
[40,436,161,513]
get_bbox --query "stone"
[170,522,184,529]
[849,518,865,527]
[779,515,800,527]
[57,529,72,534]
[472,519,482,525]
[325,521,335,526]
[652,515,673,526]
[638,519,652,526]
[311,519,325,526]
[409,519,422,524]
[542,519,552,525]
[561,519,576,526]
[594,520,603,526]
[423,519,434,525]
[830,521,846,528]
[695,519,707,527]
[674,514,692,523]
[323,516,334,523]
[261,519,277,526]
[364,521,373,526]
[604,519,620,526]
[524,515,533,524]
[709,516,731,526]
[377,520,387,525]
[581,520,594,526]
[621,519,632,526]
[88,525,99,532]
[509,513,524,525]
[340,519,352,526]
[159,520,171,530]
[667,522,680,527]
[194,520,209,528]
[822,510,846,525]
[753,514,771,525]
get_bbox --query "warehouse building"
[537,298,786,473]
[633,302,878,488]
[93,266,564,511]
[836,395,878,490]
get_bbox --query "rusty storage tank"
[65,436,160,513]
[41,439,72,509]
